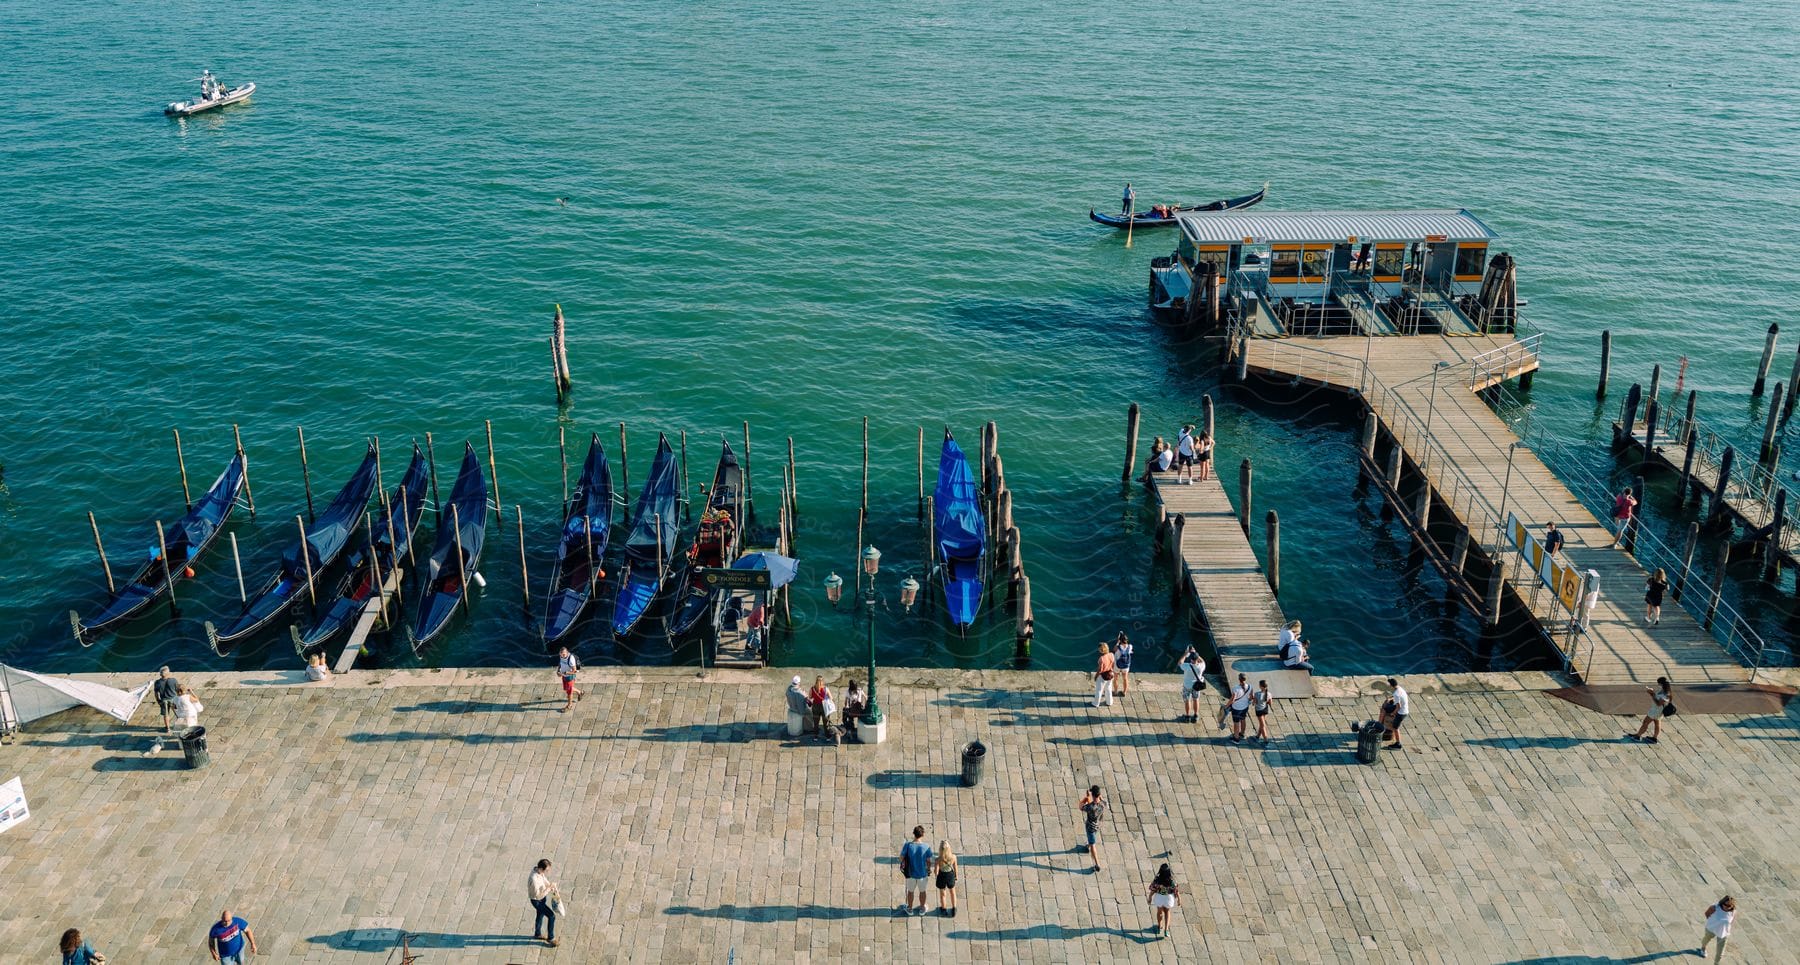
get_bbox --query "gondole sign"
[694,567,770,590]
[1507,513,1583,612]
[0,777,28,836]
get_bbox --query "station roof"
[1177,209,1498,246]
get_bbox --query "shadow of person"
[305,929,542,950]
[947,923,1158,944]
[664,904,898,922]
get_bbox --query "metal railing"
[1494,383,1773,677]
[1469,334,1543,391]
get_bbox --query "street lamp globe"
[899,575,920,611]
[823,572,843,606]
[861,545,882,577]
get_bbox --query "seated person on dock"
[1277,620,1313,671]
[1141,437,1173,482]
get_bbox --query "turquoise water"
[3,0,1798,677]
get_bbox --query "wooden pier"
[1612,414,1800,565]
[1147,474,1314,698]
[1241,334,1751,686]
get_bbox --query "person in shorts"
[1252,679,1275,742]
[1175,425,1197,484]
[899,826,934,916]
[1112,632,1134,697]
[1227,674,1252,743]
[1179,649,1206,723]
[933,840,959,917]
[1078,786,1106,871]
[556,647,583,712]
[1382,678,1410,749]
[154,666,182,733]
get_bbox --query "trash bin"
[179,726,210,769]
[960,740,988,787]
[1352,720,1382,765]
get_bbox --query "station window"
[1373,246,1405,279]
[1454,245,1488,278]
[1300,247,1332,280]
[1195,246,1230,279]
[1270,247,1300,281]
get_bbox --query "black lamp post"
[860,545,884,731]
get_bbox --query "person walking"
[1628,676,1674,743]
[899,826,934,916]
[1645,568,1669,625]
[556,646,583,712]
[1092,642,1116,708]
[204,909,256,964]
[528,858,560,946]
[1113,632,1134,697]
[1543,521,1565,556]
[1078,785,1106,871]
[1175,425,1197,485]
[176,685,204,731]
[1227,673,1252,743]
[1179,649,1206,723]
[59,928,104,964]
[1609,487,1638,547]
[1382,678,1410,749]
[1252,679,1275,742]
[153,666,182,733]
[1698,895,1736,962]
[933,841,960,917]
[1146,863,1181,938]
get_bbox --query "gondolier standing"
[1121,182,1136,215]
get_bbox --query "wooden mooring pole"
[1673,521,1699,602]
[1764,488,1786,580]
[232,423,256,517]
[1704,539,1729,629]
[1238,459,1253,536]
[173,427,192,511]
[1762,383,1785,462]
[1265,509,1280,595]
[485,420,502,530]
[916,426,925,520]
[87,511,114,593]
[1647,364,1663,410]
[786,435,798,521]
[1123,403,1140,483]
[741,421,754,512]
[552,304,572,400]
[1596,330,1611,399]
[516,505,530,611]
[558,425,568,509]
[1616,383,1642,446]
[1710,445,1737,527]
[424,431,440,513]
[678,430,688,522]
[1682,389,1699,446]
[1753,323,1780,396]
[1202,394,1215,441]
[1676,429,1698,504]
[1786,348,1800,425]
[1169,513,1186,605]
[155,520,176,616]
[1641,399,1660,472]
[1485,558,1504,627]
[618,422,630,504]
[229,531,246,601]
[297,426,316,523]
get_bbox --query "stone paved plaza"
[2,666,1796,963]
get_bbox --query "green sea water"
[3,0,1798,677]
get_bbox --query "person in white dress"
[176,685,203,729]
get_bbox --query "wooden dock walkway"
[1146,474,1314,698]
[1242,334,1751,686]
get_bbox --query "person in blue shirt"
[898,826,935,916]
[1121,182,1136,215]
[60,928,104,965]
[205,909,257,964]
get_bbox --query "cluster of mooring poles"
[1604,324,1800,595]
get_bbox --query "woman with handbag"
[1627,677,1674,743]
[1092,643,1116,708]
[807,676,834,741]
[59,928,105,964]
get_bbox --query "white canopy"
[0,665,150,730]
